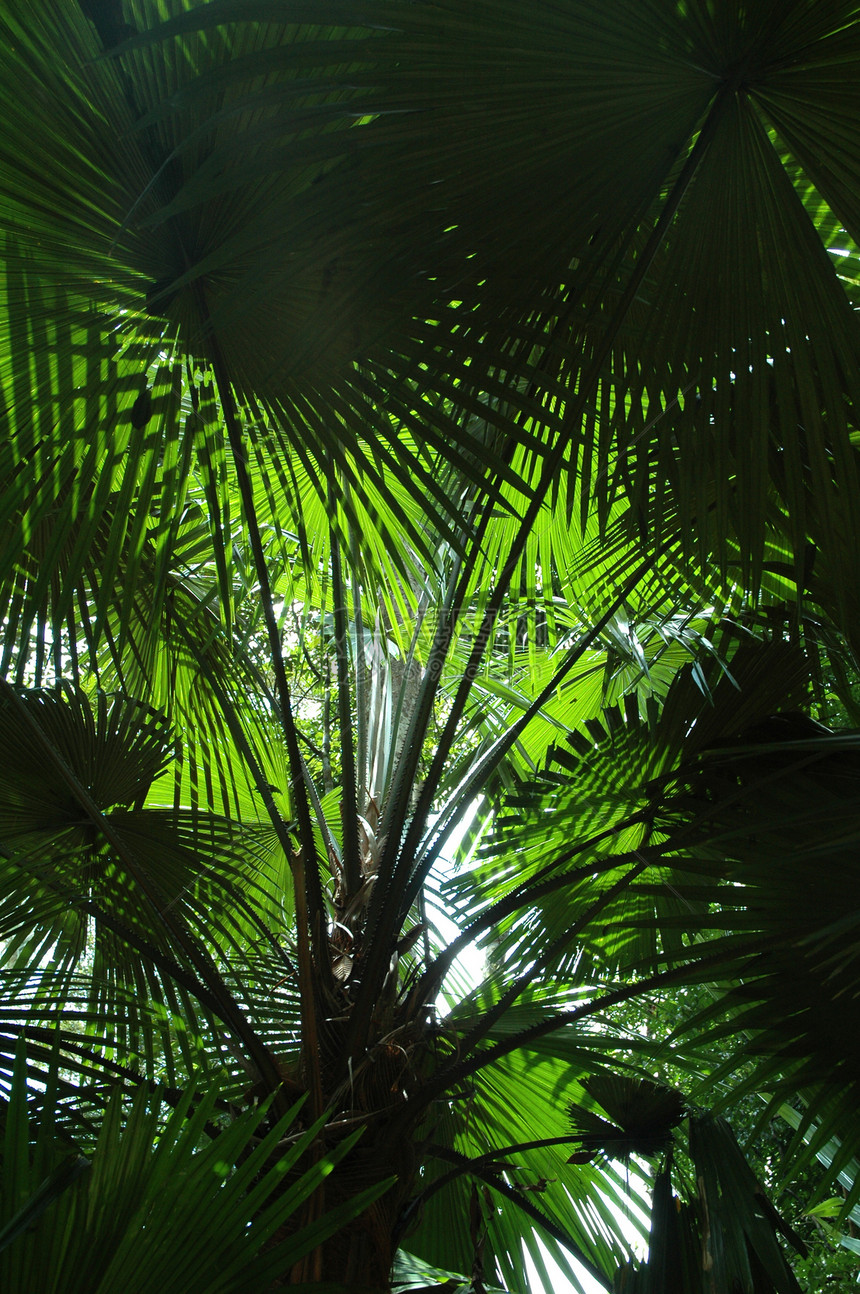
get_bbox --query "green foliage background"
[2,2,860,1291]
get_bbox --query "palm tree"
[3,2,860,1290]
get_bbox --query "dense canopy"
[2,2,860,1291]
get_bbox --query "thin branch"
[405,1145,612,1291]
[209,362,320,869]
[347,487,368,811]
[401,546,664,917]
[409,829,653,1015]
[330,525,361,897]
[397,1135,590,1237]
[395,86,735,887]
[416,937,774,1114]
[455,852,652,1061]
[341,549,473,1056]
[202,321,330,1115]
[351,92,734,1040]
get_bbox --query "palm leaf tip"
[567,1074,686,1163]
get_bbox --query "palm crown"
[2,2,860,1291]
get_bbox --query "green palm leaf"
[0,1040,390,1294]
